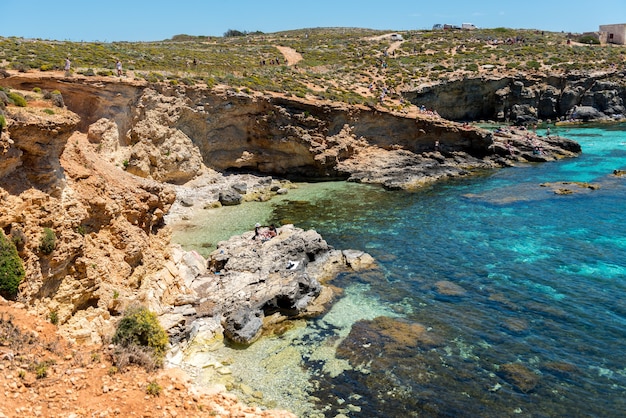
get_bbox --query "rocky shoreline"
[0,70,593,415]
[0,71,585,344]
[158,224,375,347]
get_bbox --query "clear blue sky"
[3,0,624,42]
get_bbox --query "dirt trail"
[275,45,303,65]
[387,40,403,55]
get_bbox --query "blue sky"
[3,0,624,42]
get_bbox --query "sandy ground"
[274,45,303,65]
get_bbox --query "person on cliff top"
[116,60,123,77]
[64,57,71,76]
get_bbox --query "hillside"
[2,27,624,115]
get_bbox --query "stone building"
[599,23,626,45]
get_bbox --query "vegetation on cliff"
[111,305,169,370]
[1,27,624,110]
[0,231,24,300]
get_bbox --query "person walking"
[116,60,122,77]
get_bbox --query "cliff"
[404,69,626,124]
[0,71,581,345]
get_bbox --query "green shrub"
[32,87,42,93]
[112,305,168,369]
[146,380,162,397]
[49,310,59,325]
[578,35,600,45]
[7,92,27,107]
[34,361,49,379]
[0,114,6,131]
[43,108,55,115]
[526,60,541,70]
[0,231,25,300]
[39,228,56,255]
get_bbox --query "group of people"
[253,223,278,242]
[63,57,123,77]
[259,57,284,66]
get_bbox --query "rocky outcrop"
[405,70,626,123]
[1,105,80,191]
[157,225,375,345]
[2,73,584,192]
[0,98,176,344]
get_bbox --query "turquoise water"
[175,124,626,417]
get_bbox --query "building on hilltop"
[599,23,626,45]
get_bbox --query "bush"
[0,231,25,300]
[526,60,541,70]
[49,310,59,325]
[39,228,56,255]
[7,92,27,107]
[111,305,168,370]
[0,114,6,131]
[146,380,162,397]
[578,35,600,45]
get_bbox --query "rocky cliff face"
[2,74,498,186]
[0,72,582,346]
[405,70,626,124]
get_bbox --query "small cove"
[170,124,626,417]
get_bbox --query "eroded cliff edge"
[0,72,581,346]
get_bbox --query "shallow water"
[172,124,626,417]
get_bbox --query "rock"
[231,182,248,194]
[498,362,540,393]
[342,250,376,270]
[218,190,242,206]
[568,105,608,122]
[170,224,370,345]
[434,280,467,297]
[222,308,264,345]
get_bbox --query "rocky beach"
[1,26,625,416]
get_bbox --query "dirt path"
[275,45,303,65]
[387,40,404,55]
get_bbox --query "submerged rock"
[498,362,540,393]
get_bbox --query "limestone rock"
[170,224,372,345]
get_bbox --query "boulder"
[170,225,373,345]
[569,106,608,121]
[218,189,242,206]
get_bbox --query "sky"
[2,0,624,42]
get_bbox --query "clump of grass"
[146,380,162,397]
[33,360,53,379]
[49,310,59,325]
[39,227,56,255]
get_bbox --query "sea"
[171,124,626,417]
